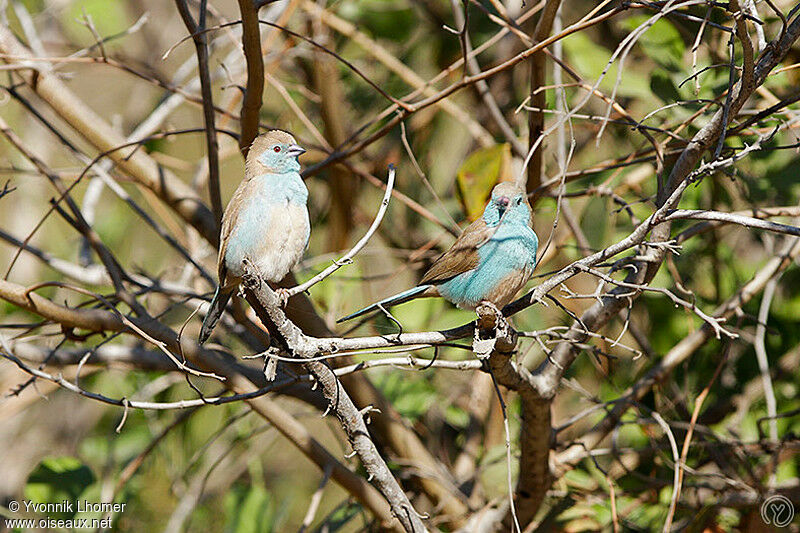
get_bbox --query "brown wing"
[420,217,493,285]
[216,178,253,283]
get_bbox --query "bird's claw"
[473,301,516,359]
[475,301,502,330]
[359,404,381,424]
[276,288,291,307]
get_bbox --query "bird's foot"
[275,288,291,307]
[473,301,516,359]
[358,404,381,424]
[475,301,502,330]
[240,257,261,291]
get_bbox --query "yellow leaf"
[456,144,512,221]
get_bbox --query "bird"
[338,181,538,324]
[199,130,309,344]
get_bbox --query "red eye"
[273,146,281,153]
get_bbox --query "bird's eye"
[273,146,281,153]
[516,198,521,205]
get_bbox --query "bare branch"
[665,209,800,237]
[174,0,223,229]
[236,0,265,155]
[525,0,562,192]
[285,165,395,298]
[0,26,218,243]
[241,263,428,532]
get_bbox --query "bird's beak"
[286,144,306,157]
[496,196,509,215]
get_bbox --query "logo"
[761,495,795,528]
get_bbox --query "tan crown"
[248,130,298,156]
[245,130,301,176]
[492,181,526,200]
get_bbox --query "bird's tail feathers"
[337,285,431,323]
[199,286,234,344]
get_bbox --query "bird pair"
[199,130,539,344]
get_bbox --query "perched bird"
[338,181,538,323]
[199,130,309,344]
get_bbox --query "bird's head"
[248,130,306,174]
[483,182,531,226]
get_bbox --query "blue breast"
[437,221,538,308]
[225,171,308,269]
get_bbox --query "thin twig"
[175,0,223,229]
[284,165,395,298]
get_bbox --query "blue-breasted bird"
[338,181,538,323]
[199,130,309,344]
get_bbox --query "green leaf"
[24,457,95,518]
[445,405,470,429]
[621,16,685,71]
[563,469,597,491]
[339,0,416,41]
[63,0,130,46]
[580,196,609,250]
[318,501,362,531]
[456,144,511,221]
[590,502,612,526]
[562,33,651,98]
[650,70,681,103]
[614,420,650,449]
[376,372,437,420]
[224,485,274,533]
[776,455,798,484]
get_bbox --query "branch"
[301,0,493,146]
[511,6,800,399]
[241,263,428,532]
[526,0,562,192]
[307,17,359,251]
[557,235,800,468]
[237,0,264,155]
[0,288,398,526]
[233,376,404,531]
[175,0,223,229]
[493,11,800,527]
[1,350,266,410]
[0,25,218,245]
[665,209,800,237]
[0,277,266,389]
[675,205,800,243]
[9,340,480,407]
[302,2,626,177]
[285,165,395,298]
[663,2,798,197]
[0,26,337,354]
[474,307,552,528]
[450,0,526,156]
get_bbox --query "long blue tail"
[337,285,431,323]
[199,285,234,344]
